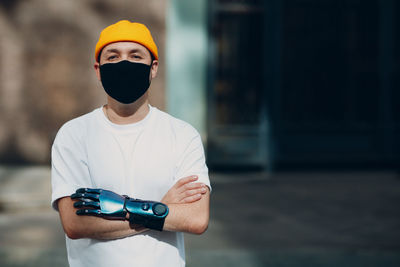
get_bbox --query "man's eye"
[108,55,117,60]
[131,54,141,59]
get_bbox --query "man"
[51,20,211,267]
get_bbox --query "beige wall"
[0,0,167,164]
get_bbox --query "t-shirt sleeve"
[51,124,91,211]
[174,125,211,191]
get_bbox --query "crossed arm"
[57,175,210,240]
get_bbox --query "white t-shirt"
[51,105,210,267]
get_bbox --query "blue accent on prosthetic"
[124,197,169,231]
[71,188,168,231]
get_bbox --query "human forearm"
[69,216,147,240]
[57,197,147,240]
[163,190,210,234]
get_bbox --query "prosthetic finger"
[74,200,100,209]
[76,188,103,194]
[76,209,101,216]
[71,192,100,201]
[72,189,127,219]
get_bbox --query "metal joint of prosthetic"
[124,197,169,231]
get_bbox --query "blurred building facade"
[168,0,400,170]
[0,0,399,170]
[201,0,400,170]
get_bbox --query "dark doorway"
[207,0,268,169]
[208,0,400,170]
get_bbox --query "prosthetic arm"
[71,188,169,231]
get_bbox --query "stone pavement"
[0,166,399,267]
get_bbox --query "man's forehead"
[102,41,149,53]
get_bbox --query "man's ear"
[150,60,159,79]
[94,62,101,81]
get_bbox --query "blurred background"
[0,0,399,266]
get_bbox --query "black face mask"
[99,60,152,104]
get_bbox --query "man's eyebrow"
[128,49,145,54]
[103,48,145,54]
[103,48,120,54]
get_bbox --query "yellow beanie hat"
[95,20,158,61]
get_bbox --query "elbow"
[190,216,209,235]
[193,223,208,235]
[58,197,86,240]
[64,225,82,240]
[66,232,79,240]
[63,222,85,240]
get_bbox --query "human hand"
[162,175,208,205]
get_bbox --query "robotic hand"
[71,188,169,231]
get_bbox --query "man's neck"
[103,96,150,125]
